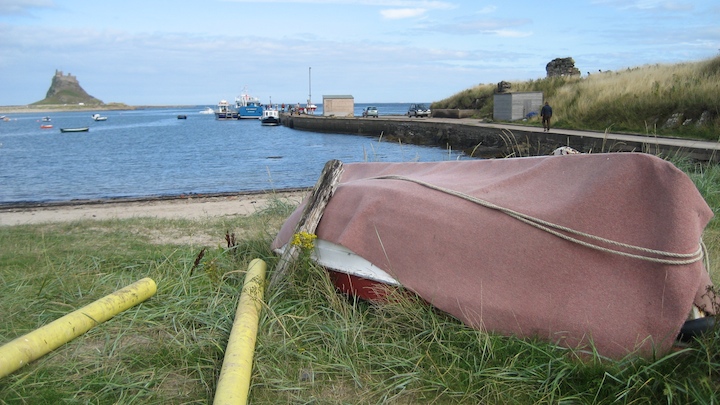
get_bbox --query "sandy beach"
[0,191,307,226]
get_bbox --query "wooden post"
[268,159,344,290]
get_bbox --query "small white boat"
[92,113,107,121]
[41,116,51,122]
[199,107,214,114]
[260,108,280,126]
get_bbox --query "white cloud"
[221,0,455,9]
[417,17,532,36]
[591,0,694,12]
[493,29,533,38]
[475,6,497,14]
[381,8,427,19]
[0,0,55,15]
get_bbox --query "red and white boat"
[273,153,718,358]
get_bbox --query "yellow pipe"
[214,259,266,405]
[0,277,157,379]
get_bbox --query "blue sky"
[1,0,718,105]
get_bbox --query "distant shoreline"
[0,104,200,114]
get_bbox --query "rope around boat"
[371,174,707,267]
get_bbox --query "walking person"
[540,102,553,132]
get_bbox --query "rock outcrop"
[546,57,581,77]
[496,81,511,93]
[33,70,103,105]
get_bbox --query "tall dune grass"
[0,170,719,403]
[432,56,720,140]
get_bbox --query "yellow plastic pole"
[0,277,157,379]
[214,259,266,405]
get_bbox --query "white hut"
[493,92,543,121]
[322,95,354,117]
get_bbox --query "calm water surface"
[0,104,462,204]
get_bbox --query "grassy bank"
[1,165,719,403]
[432,56,720,140]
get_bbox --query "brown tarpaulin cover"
[272,153,717,358]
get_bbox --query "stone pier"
[280,114,720,162]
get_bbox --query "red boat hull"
[327,270,391,302]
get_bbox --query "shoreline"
[0,188,308,210]
[0,189,307,226]
[0,104,199,114]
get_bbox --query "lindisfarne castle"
[53,69,79,84]
[32,69,103,106]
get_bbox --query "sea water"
[0,104,461,204]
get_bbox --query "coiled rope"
[372,175,705,266]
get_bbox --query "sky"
[0,0,719,106]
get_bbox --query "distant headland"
[34,70,103,106]
[0,70,132,113]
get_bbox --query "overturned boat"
[273,153,718,359]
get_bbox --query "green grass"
[31,89,103,106]
[431,56,720,140]
[1,175,719,404]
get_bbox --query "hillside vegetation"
[432,56,720,140]
[31,70,103,106]
[32,90,104,106]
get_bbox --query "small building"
[322,95,354,117]
[493,92,543,121]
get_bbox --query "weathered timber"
[268,159,344,290]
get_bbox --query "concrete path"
[416,117,720,152]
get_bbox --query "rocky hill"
[32,70,103,106]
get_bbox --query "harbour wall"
[280,114,720,162]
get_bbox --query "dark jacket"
[541,104,552,117]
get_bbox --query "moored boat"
[235,88,264,119]
[60,127,89,133]
[92,113,107,121]
[40,124,53,129]
[199,107,214,114]
[215,100,239,120]
[272,154,719,359]
[260,108,280,126]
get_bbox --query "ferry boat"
[214,100,239,120]
[235,88,263,119]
